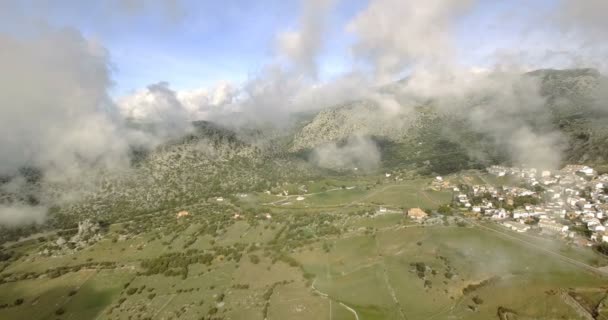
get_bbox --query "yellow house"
[407,208,427,220]
[176,210,190,218]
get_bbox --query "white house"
[503,221,530,233]
[539,219,568,234]
[513,210,529,219]
[491,208,508,220]
[579,166,596,177]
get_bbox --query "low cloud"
[397,67,567,169]
[345,0,569,170]
[118,81,237,123]
[277,0,335,78]
[555,0,608,44]
[0,205,47,227]
[0,27,138,226]
[0,28,130,177]
[1,0,607,227]
[348,0,474,82]
[310,135,381,171]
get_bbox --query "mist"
[1,0,607,227]
[343,0,589,171]
[0,205,47,227]
[310,135,381,171]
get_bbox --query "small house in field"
[176,211,190,218]
[407,208,428,221]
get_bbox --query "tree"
[249,254,260,264]
[597,242,608,256]
[437,204,452,215]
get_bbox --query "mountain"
[531,69,608,164]
[289,68,608,171]
[2,68,608,243]
[290,100,412,152]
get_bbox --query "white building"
[502,221,530,233]
[539,219,568,234]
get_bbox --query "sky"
[0,0,576,96]
[0,0,367,95]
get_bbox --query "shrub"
[249,254,260,264]
[208,306,218,315]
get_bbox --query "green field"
[1,177,607,320]
[257,178,452,210]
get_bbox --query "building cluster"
[457,165,608,245]
[430,176,454,191]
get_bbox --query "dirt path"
[263,188,343,205]
[374,236,408,320]
[311,279,360,320]
[339,302,360,320]
[419,190,439,206]
[151,294,177,319]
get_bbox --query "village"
[432,164,608,248]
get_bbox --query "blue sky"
[31,0,369,96]
[1,0,564,96]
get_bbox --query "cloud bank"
[0,28,130,177]
[2,0,608,227]
[311,135,381,171]
[348,0,474,82]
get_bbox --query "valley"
[2,173,608,320]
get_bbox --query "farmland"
[1,176,607,320]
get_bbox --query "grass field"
[1,176,607,320]
[258,178,452,211]
[293,225,608,320]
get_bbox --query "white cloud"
[177,81,238,118]
[277,0,335,78]
[0,205,47,227]
[117,81,237,122]
[0,28,129,176]
[348,0,475,82]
